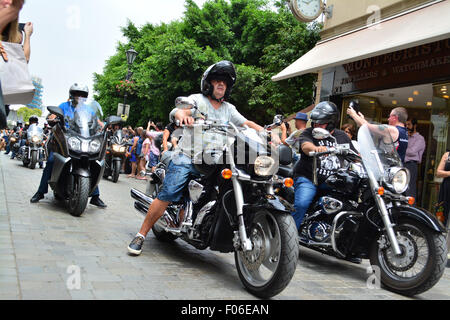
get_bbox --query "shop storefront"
[273,1,450,212]
[321,38,450,210]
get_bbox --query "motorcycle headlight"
[112,144,125,153]
[10,137,16,143]
[254,156,276,177]
[32,135,41,143]
[385,167,410,194]
[68,137,81,151]
[89,139,102,153]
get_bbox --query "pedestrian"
[281,112,308,151]
[0,0,25,130]
[127,60,264,256]
[404,118,426,199]
[126,128,140,178]
[341,123,356,140]
[347,106,408,163]
[435,147,450,228]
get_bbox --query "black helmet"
[201,60,236,101]
[310,101,340,132]
[29,115,39,124]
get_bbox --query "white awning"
[272,0,450,81]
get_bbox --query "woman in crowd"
[436,146,450,228]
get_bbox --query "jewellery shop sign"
[332,38,450,95]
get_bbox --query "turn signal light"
[407,197,415,205]
[436,211,445,222]
[377,187,385,196]
[221,169,232,180]
[284,178,294,188]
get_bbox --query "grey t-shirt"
[171,94,247,159]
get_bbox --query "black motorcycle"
[275,125,447,296]
[47,102,122,216]
[9,131,22,159]
[103,127,127,183]
[21,123,46,169]
[131,97,299,299]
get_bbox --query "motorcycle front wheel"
[67,176,90,217]
[235,210,298,299]
[112,160,121,183]
[369,218,447,296]
[29,150,37,169]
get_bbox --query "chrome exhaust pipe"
[130,188,153,205]
[131,188,178,229]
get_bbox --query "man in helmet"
[30,83,107,208]
[292,102,356,235]
[127,61,264,255]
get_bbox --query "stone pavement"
[0,153,449,300]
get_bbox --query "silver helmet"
[69,83,89,98]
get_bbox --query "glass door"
[421,83,450,212]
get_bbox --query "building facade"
[274,0,450,210]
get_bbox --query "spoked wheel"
[370,218,447,296]
[66,176,90,217]
[235,210,298,299]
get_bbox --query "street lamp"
[123,47,138,108]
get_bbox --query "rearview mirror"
[105,115,123,126]
[47,106,64,119]
[312,128,331,140]
[175,96,197,110]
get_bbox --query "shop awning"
[272,0,450,81]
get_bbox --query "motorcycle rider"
[30,83,107,208]
[347,105,408,163]
[25,115,44,168]
[292,102,356,233]
[127,60,264,255]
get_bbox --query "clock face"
[291,0,323,22]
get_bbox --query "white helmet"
[69,83,89,98]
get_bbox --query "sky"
[19,0,208,108]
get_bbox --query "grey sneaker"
[127,235,145,255]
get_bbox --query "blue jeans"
[293,176,329,230]
[157,153,200,203]
[38,151,100,197]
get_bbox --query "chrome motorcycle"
[276,124,447,296]
[131,97,299,299]
[21,123,46,169]
[103,127,127,183]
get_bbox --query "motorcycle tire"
[29,150,37,169]
[234,210,298,299]
[67,176,90,217]
[112,160,121,183]
[369,218,447,296]
[22,157,29,167]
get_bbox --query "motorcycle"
[275,124,447,296]
[21,123,46,169]
[103,127,127,183]
[46,102,122,216]
[131,97,299,299]
[9,131,22,160]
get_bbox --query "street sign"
[117,103,130,117]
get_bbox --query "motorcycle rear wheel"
[369,218,447,296]
[67,176,90,217]
[235,210,298,299]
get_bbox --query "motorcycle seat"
[278,165,293,178]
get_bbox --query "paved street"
[0,152,449,300]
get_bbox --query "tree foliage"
[17,107,42,123]
[93,0,321,126]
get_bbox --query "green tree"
[17,107,42,123]
[93,0,321,126]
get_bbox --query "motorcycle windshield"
[357,124,403,181]
[27,124,43,137]
[68,101,100,138]
[113,130,123,143]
